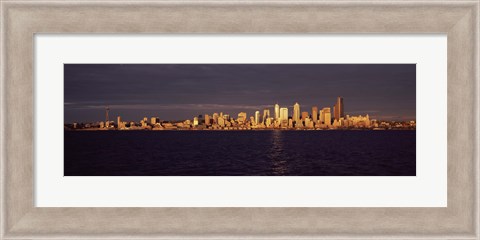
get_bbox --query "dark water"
[64,130,416,176]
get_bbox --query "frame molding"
[1,0,478,239]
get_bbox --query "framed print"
[1,0,478,239]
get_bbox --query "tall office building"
[213,113,219,124]
[255,111,260,124]
[205,114,211,126]
[151,117,157,125]
[293,102,301,123]
[301,111,309,120]
[218,116,225,127]
[262,109,270,123]
[117,116,121,129]
[274,103,280,120]
[312,106,318,122]
[237,112,247,123]
[280,107,288,121]
[193,117,199,126]
[334,96,344,120]
[323,107,332,126]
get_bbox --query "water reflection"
[269,130,288,175]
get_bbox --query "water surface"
[64,130,416,176]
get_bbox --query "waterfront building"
[301,111,309,121]
[205,114,211,126]
[348,114,371,128]
[280,107,288,122]
[274,103,280,120]
[255,111,260,125]
[213,113,219,124]
[262,109,270,123]
[218,116,225,127]
[334,96,344,120]
[293,102,301,123]
[288,119,293,128]
[333,119,340,127]
[266,117,272,127]
[193,117,199,126]
[117,116,122,129]
[312,106,318,123]
[250,116,255,126]
[319,109,325,123]
[305,118,312,129]
[238,112,247,123]
[151,117,157,125]
[322,107,332,126]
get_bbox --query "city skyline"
[66,97,416,131]
[64,64,416,123]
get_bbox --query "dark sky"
[64,64,416,123]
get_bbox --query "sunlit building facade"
[274,103,280,120]
[293,102,300,123]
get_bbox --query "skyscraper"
[205,114,211,126]
[301,111,309,120]
[237,112,247,123]
[312,106,318,123]
[274,103,280,120]
[334,96,344,120]
[255,111,260,124]
[117,116,121,129]
[293,102,300,123]
[262,109,270,123]
[323,107,332,126]
[280,107,288,122]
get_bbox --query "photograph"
[64,64,416,176]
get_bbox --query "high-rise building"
[323,107,332,126]
[151,117,157,125]
[249,116,255,126]
[255,111,260,124]
[218,116,225,127]
[274,103,280,120]
[319,109,325,123]
[301,111,309,120]
[334,96,344,120]
[262,109,270,123]
[237,112,247,123]
[333,105,337,120]
[193,117,199,126]
[117,116,122,129]
[312,106,318,123]
[280,107,288,121]
[213,113,219,124]
[266,117,272,127]
[293,102,301,123]
[205,114,211,126]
